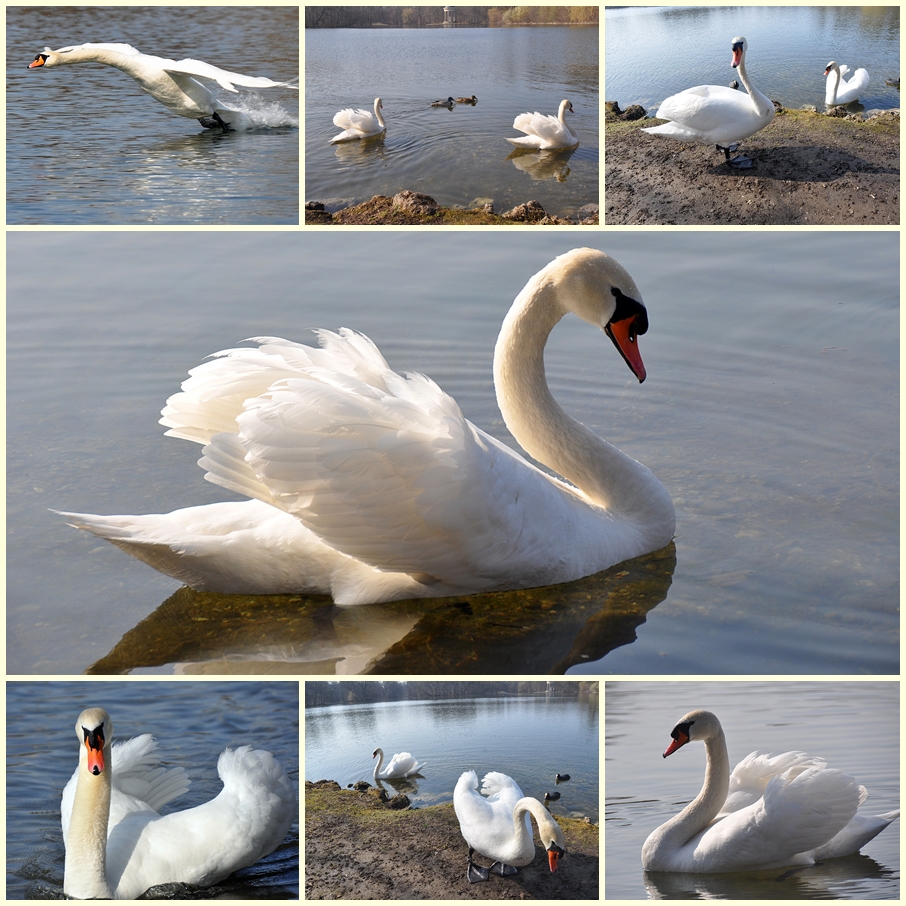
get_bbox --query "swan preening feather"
[28,42,298,129]
[643,37,774,167]
[641,710,899,873]
[58,248,674,605]
[62,708,296,899]
[330,97,386,142]
[372,748,427,780]
[454,770,565,883]
[507,99,580,149]
[824,61,869,106]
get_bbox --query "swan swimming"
[506,99,580,150]
[62,708,296,899]
[372,748,427,780]
[824,61,870,106]
[329,97,386,142]
[27,42,298,131]
[57,248,675,605]
[641,709,900,873]
[643,37,775,168]
[454,770,565,883]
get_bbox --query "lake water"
[6,7,299,225]
[305,26,598,218]
[305,689,599,822]
[6,231,898,676]
[605,6,900,114]
[605,681,900,900]
[5,680,299,899]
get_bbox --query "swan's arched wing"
[162,57,297,92]
[165,332,589,592]
[332,108,378,132]
[699,767,861,869]
[512,111,570,144]
[721,750,827,814]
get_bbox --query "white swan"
[643,37,775,168]
[507,99,580,150]
[57,248,675,605]
[454,770,565,883]
[824,61,870,106]
[372,748,427,780]
[329,97,386,142]
[62,708,296,899]
[27,43,298,130]
[641,710,900,873]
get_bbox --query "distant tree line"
[305,7,598,28]
[305,680,598,708]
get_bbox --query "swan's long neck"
[63,748,113,899]
[827,66,841,104]
[493,277,670,528]
[373,750,384,779]
[736,53,772,115]
[649,729,730,857]
[374,100,385,128]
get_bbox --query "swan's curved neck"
[373,750,384,778]
[827,67,841,103]
[652,729,730,855]
[374,101,385,128]
[736,54,772,114]
[514,797,553,840]
[64,750,114,899]
[493,278,669,526]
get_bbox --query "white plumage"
[824,61,869,105]
[507,98,580,149]
[372,748,427,780]
[641,709,899,873]
[330,97,386,142]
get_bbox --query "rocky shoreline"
[305,779,599,900]
[605,102,899,225]
[305,190,599,225]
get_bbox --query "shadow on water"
[85,544,676,675]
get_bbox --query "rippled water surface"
[6,232,898,675]
[7,7,299,225]
[6,680,299,899]
[605,681,900,900]
[305,26,598,217]
[606,6,900,113]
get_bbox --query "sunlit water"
[6,681,299,899]
[305,689,599,821]
[605,681,900,900]
[605,6,900,114]
[7,7,299,225]
[6,231,898,675]
[305,26,598,217]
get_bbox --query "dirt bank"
[305,191,599,225]
[605,104,899,225]
[305,780,599,900]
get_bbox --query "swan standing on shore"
[329,97,385,142]
[454,771,565,883]
[824,61,869,106]
[62,708,296,899]
[643,37,774,168]
[641,710,900,873]
[372,748,427,780]
[27,43,298,130]
[507,99,580,149]
[57,248,674,604]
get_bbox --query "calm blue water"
[7,7,299,225]
[605,681,900,900]
[6,232,898,675]
[305,690,599,821]
[305,26,598,216]
[606,6,900,113]
[6,681,299,899]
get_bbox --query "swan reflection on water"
[84,544,675,675]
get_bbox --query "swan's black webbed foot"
[198,112,232,132]
[716,142,753,168]
[212,111,231,132]
[490,861,519,877]
[466,848,490,883]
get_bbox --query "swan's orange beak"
[547,843,564,872]
[83,726,106,775]
[28,54,47,69]
[605,314,647,383]
[663,728,690,758]
[731,44,743,69]
[823,65,833,77]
